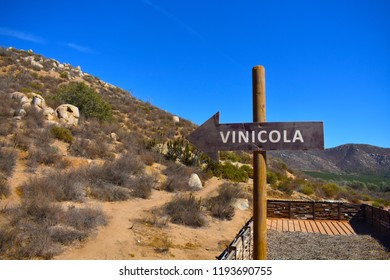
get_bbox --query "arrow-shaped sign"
[187,112,324,161]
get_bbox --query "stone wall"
[267,200,362,220]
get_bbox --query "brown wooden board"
[187,112,324,161]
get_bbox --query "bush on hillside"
[207,161,250,182]
[57,82,113,122]
[205,183,245,220]
[164,195,205,228]
[51,126,73,143]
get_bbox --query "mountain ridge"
[270,143,390,175]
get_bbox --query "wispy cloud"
[0,27,45,43]
[65,43,96,54]
[141,0,203,40]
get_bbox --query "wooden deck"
[267,218,356,235]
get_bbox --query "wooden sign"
[187,112,324,161]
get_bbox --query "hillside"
[270,144,390,175]
[0,47,389,260]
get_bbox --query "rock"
[188,173,202,190]
[11,92,32,109]
[172,116,180,124]
[43,107,55,121]
[234,199,250,211]
[55,104,79,126]
[15,108,26,118]
[110,132,119,142]
[11,91,26,101]
[31,93,46,110]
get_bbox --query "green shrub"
[57,82,113,122]
[60,71,69,79]
[267,171,278,186]
[299,182,315,196]
[277,178,295,196]
[51,126,73,143]
[165,138,199,166]
[208,161,249,182]
[321,183,342,199]
[240,164,253,179]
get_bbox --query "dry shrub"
[19,170,87,203]
[161,163,195,192]
[27,145,60,169]
[69,138,112,159]
[64,206,107,231]
[164,194,205,228]
[205,183,244,220]
[0,202,107,259]
[85,153,154,201]
[0,221,61,259]
[129,174,155,199]
[48,225,87,245]
[24,106,45,129]
[0,147,17,177]
[87,182,131,201]
[0,176,10,198]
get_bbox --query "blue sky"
[1,0,389,148]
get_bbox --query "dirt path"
[55,177,252,260]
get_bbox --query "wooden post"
[252,66,267,260]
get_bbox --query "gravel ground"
[267,230,390,260]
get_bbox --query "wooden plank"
[341,222,356,235]
[320,221,334,235]
[266,219,272,230]
[309,220,321,233]
[315,221,328,234]
[331,221,347,235]
[298,220,308,232]
[337,222,351,235]
[282,219,289,232]
[271,219,276,231]
[326,220,340,235]
[276,219,283,231]
[293,220,301,231]
[288,219,295,232]
[304,220,314,233]
[337,221,349,235]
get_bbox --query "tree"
[57,82,113,122]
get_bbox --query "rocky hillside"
[1,47,389,260]
[270,144,390,175]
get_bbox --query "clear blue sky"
[1,0,389,148]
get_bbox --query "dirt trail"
[55,177,252,260]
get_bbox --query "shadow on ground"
[349,218,390,252]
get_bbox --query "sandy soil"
[55,177,252,260]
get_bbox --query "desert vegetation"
[1,47,389,260]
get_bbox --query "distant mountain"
[270,144,390,175]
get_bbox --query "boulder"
[234,199,250,211]
[110,132,119,142]
[31,93,46,110]
[172,116,180,124]
[188,173,202,190]
[11,91,26,101]
[43,107,55,121]
[55,104,79,126]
